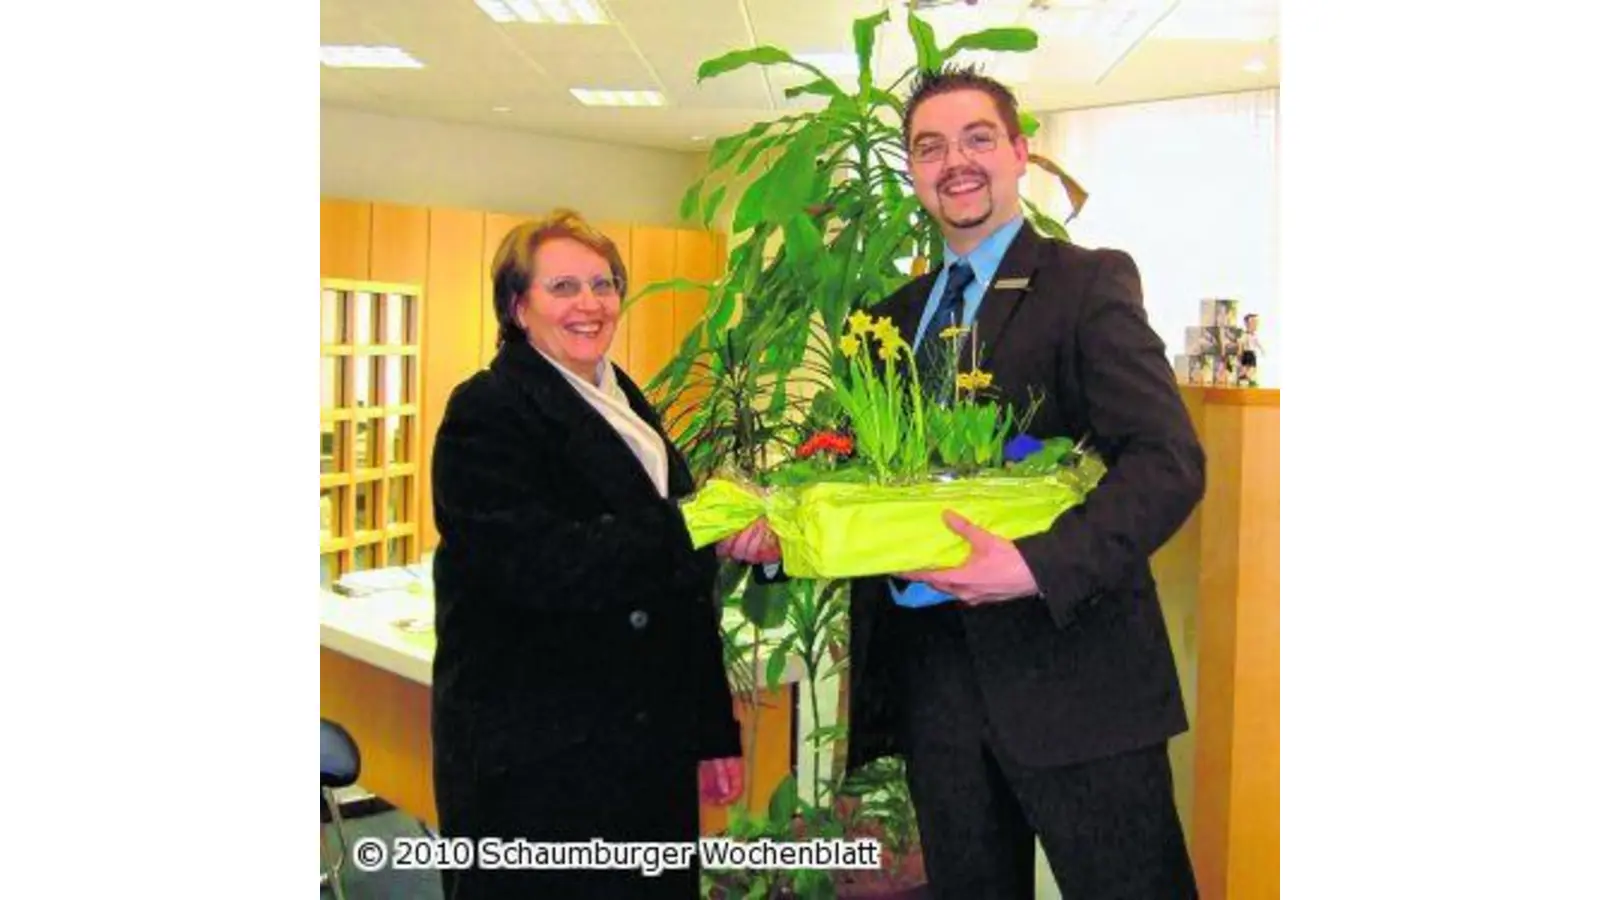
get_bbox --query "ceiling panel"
[610,0,773,109]
[321,0,1278,151]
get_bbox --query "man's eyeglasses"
[909,128,1007,165]
[539,275,624,300]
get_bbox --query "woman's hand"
[715,518,781,565]
[699,756,744,806]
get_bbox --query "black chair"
[320,719,361,900]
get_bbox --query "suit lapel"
[491,341,664,512]
[970,224,1045,373]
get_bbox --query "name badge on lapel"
[994,277,1031,291]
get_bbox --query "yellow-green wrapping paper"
[681,474,1095,579]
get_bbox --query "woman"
[430,209,777,899]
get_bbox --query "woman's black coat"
[428,338,740,898]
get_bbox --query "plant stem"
[807,648,825,809]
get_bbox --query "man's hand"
[897,511,1039,606]
[698,756,744,806]
[716,518,781,566]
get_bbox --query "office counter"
[319,587,800,833]
[1155,386,1279,900]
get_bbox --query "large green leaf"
[711,115,806,175]
[766,773,800,824]
[1028,152,1089,221]
[867,87,905,117]
[698,46,824,83]
[784,78,844,101]
[852,10,891,94]
[908,13,941,74]
[880,161,906,205]
[701,184,729,227]
[859,194,922,278]
[737,132,788,175]
[766,634,795,690]
[705,120,780,175]
[1023,197,1072,244]
[708,133,746,171]
[782,214,825,268]
[732,170,775,234]
[678,178,703,223]
[620,277,712,315]
[704,283,738,337]
[942,27,1039,59]
[825,90,859,118]
[759,122,828,225]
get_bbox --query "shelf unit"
[320,278,424,586]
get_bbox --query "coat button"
[629,610,649,630]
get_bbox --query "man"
[845,65,1206,899]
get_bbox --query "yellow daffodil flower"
[939,324,969,341]
[955,370,995,394]
[839,334,861,358]
[847,310,873,336]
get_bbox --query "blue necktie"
[915,262,975,402]
[892,262,976,609]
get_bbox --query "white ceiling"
[321,0,1279,152]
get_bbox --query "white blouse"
[537,349,670,499]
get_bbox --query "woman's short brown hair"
[490,208,628,347]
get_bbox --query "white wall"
[1041,91,1281,388]
[321,105,704,225]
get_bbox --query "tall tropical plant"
[632,10,1091,898]
[638,9,1084,481]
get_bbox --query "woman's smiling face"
[517,237,622,382]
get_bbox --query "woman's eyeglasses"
[539,275,625,300]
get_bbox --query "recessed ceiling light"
[492,106,512,113]
[320,45,424,69]
[1243,58,1267,74]
[475,0,608,24]
[690,135,706,142]
[570,88,665,107]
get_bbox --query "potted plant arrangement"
[681,312,1104,576]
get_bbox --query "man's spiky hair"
[902,63,1023,148]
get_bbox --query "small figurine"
[1239,313,1263,387]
